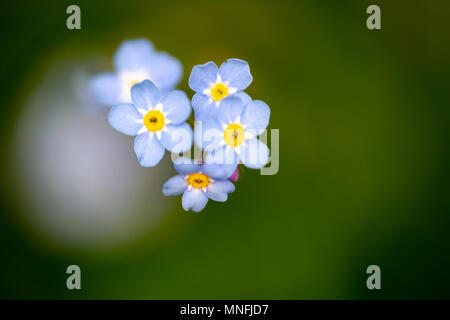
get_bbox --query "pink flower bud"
[228,167,240,182]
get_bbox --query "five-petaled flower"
[189,59,253,120]
[91,38,182,106]
[163,159,237,212]
[108,80,193,167]
[195,96,270,169]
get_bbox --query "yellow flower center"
[210,83,229,101]
[187,173,210,188]
[143,110,165,132]
[224,123,245,147]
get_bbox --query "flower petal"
[173,158,201,175]
[234,91,252,106]
[219,58,252,90]
[134,131,165,167]
[193,118,223,152]
[188,61,219,93]
[192,93,214,120]
[206,180,235,202]
[108,103,143,136]
[160,123,193,153]
[90,73,121,106]
[182,189,208,212]
[192,91,251,121]
[162,175,187,196]
[131,80,160,110]
[161,90,191,124]
[240,138,269,169]
[241,100,270,136]
[114,38,155,71]
[202,163,238,180]
[216,96,245,125]
[147,52,183,93]
[206,145,239,166]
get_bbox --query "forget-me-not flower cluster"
[91,38,272,212]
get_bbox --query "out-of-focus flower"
[195,96,270,169]
[189,59,252,120]
[11,60,171,248]
[91,38,182,106]
[163,159,237,212]
[108,80,193,167]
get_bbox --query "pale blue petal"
[108,103,143,136]
[147,52,183,93]
[240,138,269,169]
[241,100,270,136]
[188,61,218,93]
[160,123,193,153]
[194,107,217,121]
[182,189,208,212]
[193,118,223,151]
[134,131,165,167]
[90,73,121,106]
[206,180,235,202]
[219,58,252,90]
[174,158,201,175]
[234,91,252,106]
[114,38,155,71]
[131,80,160,110]
[202,163,238,180]
[193,90,251,121]
[206,145,239,166]
[216,96,245,125]
[161,90,191,124]
[192,93,214,120]
[162,175,187,196]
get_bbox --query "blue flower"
[195,96,270,169]
[189,58,253,120]
[91,38,183,106]
[163,159,237,212]
[108,80,193,167]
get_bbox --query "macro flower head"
[189,58,253,120]
[108,80,193,167]
[195,96,270,169]
[92,41,273,212]
[91,38,182,106]
[163,159,237,212]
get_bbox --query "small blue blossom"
[108,80,193,167]
[195,96,270,169]
[163,159,237,212]
[189,58,253,120]
[91,38,183,106]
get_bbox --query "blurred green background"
[0,0,449,299]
